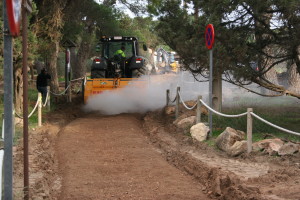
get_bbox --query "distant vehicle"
[155,48,180,74]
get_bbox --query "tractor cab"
[83,36,148,103]
[91,36,148,79]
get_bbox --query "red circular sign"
[6,0,22,37]
[205,24,215,50]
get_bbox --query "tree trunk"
[287,63,300,94]
[29,62,34,81]
[70,47,77,79]
[14,67,23,114]
[47,42,60,93]
[73,42,88,79]
[74,41,90,79]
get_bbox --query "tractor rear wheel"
[91,70,105,78]
[131,66,148,78]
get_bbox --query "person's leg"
[40,87,47,103]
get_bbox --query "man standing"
[36,68,51,103]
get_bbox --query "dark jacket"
[36,72,51,88]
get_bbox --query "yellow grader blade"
[83,78,147,103]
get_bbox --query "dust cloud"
[83,72,209,115]
[83,72,299,115]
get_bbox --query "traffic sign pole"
[205,24,215,137]
[209,49,213,137]
[3,0,14,199]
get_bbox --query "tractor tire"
[131,66,148,78]
[91,70,105,79]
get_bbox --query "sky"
[95,0,139,18]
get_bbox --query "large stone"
[190,123,209,142]
[165,106,175,115]
[173,114,189,124]
[216,127,246,152]
[227,140,247,156]
[278,142,300,156]
[265,141,284,155]
[252,138,284,152]
[173,116,196,130]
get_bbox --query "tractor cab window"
[103,41,134,60]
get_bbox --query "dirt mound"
[13,98,84,200]
[142,110,300,200]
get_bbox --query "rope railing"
[14,96,40,119]
[167,86,300,153]
[178,91,197,110]
[199,99,248,118]
[166,89,177,106]
[169,93,177,103]
[49,84,71,96]
[12,77,84,127]
[69,77,84,82]
[250,112,300,137]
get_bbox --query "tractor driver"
[114,46,126,60]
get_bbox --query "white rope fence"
[14,96,41,119]
[178,91,197,110]
[250,112,300,137]
[199,99,248,118]
[12,77,85,127]
[49,84,71,96]
[167,86,300,153]
[70,77,84,82]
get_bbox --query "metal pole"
[22,1,30,198]
[209,49,213,137]
[3,1,14,198]
[247,108,253,153]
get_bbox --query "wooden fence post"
[247,108,253,153]
[175,87,180,119]
[166,89,170,107]
[38,93,42,127]
[196,95,202,123]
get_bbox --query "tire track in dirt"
[56,114,211,200]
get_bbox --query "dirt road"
[56,114,210,200]
[12,100,300,200]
